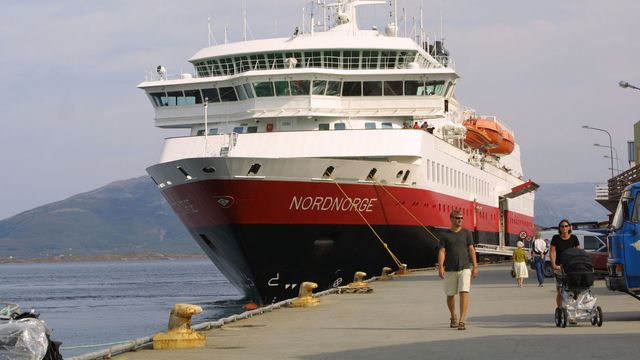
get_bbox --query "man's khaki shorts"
[443,269,471,296]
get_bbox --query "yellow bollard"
[153,304,206,349]
[289,282,320,307]
[380,267,393,280]
[347,271,369,289]
[394,263,408,275]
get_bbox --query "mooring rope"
[332,180,404,268]
[372,178,442,247]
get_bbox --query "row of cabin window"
[150,80,446,107]
[196,122,394,135]
[192,50,426,77]
[426,159,489,196]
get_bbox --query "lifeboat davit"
[463,118,515,155]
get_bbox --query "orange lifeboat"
[463,117,515,155]
[463,118,503,150]
[487,129,515,155]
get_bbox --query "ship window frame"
[342,81,362,96]
[201,88,220,103]
[334,123,346,130]
[290,80,310,95]
[381,122,393,129]
[312,80,327,95]
[233,126,244,134]
[247,126,258,133]
[149,92,165,107]
[318,123,330,130]
[165,91,183,106]
[325,80,342,96]
[184,89,202,104]
[235,84,249,100]
[362,81,382,96]
[324,50,340,69]
[405,80,425,96]
[219,86,238,102]
[364,122,376,129]
[243,83,255,98]
[383,81,403,96]
[274,81,291,96]
[253,81,275,97]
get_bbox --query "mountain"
[0,176,198,258]
[534,182,610,228]
[0,178,610,258]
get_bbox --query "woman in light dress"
[512,241,529,287]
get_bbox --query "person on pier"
[438,209,479,330]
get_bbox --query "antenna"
[242,0,247,41]
[439,0,444,40]
[207,15,217,46]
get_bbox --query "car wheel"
[544,262,554,278]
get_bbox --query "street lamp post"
[603,155,621,174]
[582,125,614,178]
[619,81,640,91]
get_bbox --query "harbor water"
[0,259,243,358]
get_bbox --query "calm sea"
[0,259,244,358]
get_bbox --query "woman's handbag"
[510,268,516,278]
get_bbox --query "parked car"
[531,230,608,277]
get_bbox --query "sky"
[1,0,639,220]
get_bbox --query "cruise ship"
[140,0,536,304]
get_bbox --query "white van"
[530,230,607,277]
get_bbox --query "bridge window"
[334,123,346,130]
[362,50,379,69]
[253,82,275,97]
[364,122,376,129]
[290,80,310,95]
[247,126,258,133]
[319,123,330,130]
[381,122,393,129]
[363,81,382,96]
[312,80,327,95]
[274,81,291,96]
[405,80,424,95]
[343,50,360,69]
[184,90,202,104]
[219,87,238,102]
[150,92,165,107]
[325,81,341,96]
[235,85,248,100]
[384,81,403,96]
[202,88,220,103]
[233,126,244,134]
[342,81,361,96]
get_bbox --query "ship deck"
[72,264,640,360]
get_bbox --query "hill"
[534,182,609,227]
[0,176,198,258]
[0,177,611,258]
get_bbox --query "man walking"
[438,209,479,330]
[530,233,548,286]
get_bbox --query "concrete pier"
[87,264,640,360]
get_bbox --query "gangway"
[475,243,518,257]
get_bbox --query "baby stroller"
[554,248,603,327]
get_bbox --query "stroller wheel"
[554,307,562,327]
[593,306,603,327]
[560,308,568,328]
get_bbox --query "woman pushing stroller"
[549,219,580,309]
